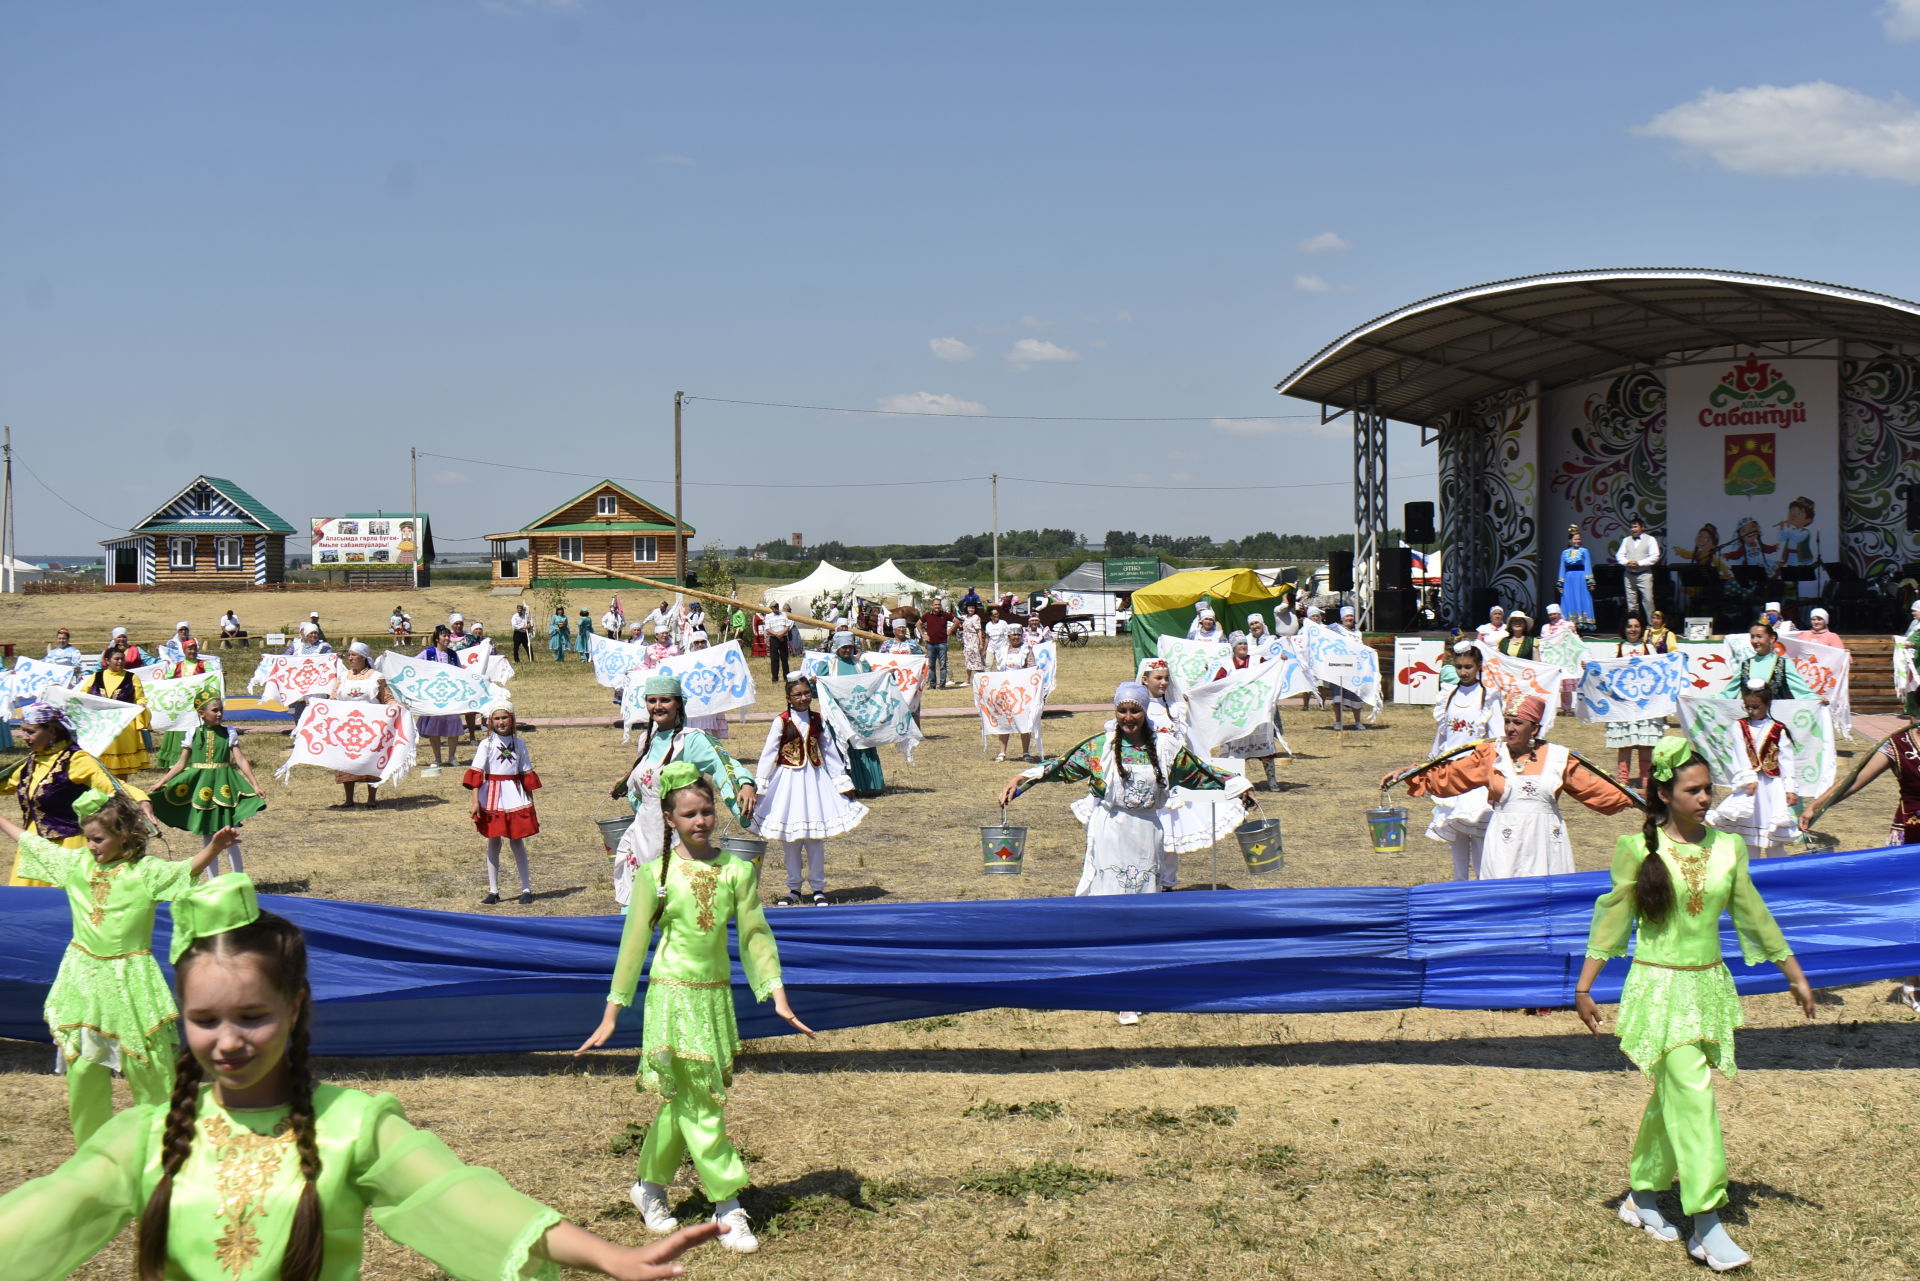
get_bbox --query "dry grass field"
[1,586,1915,1279]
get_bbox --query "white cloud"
[1296,231,1350,254]
[1636,81,1920,182]
[1293,274,1333,293]
[928,336,975,362]
[1884,0,1920,41]
[432,470,473,485]
[1007,338,1080,369]
[876,391,987,416]
[1210,417,1346,439]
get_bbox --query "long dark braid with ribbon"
[281,997,325,1281]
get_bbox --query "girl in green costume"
[149,695,265,876]
[578,764,814,1256]
[1574,737,1815,1272]
[0,793,235,1144]
[0,883,720,1280]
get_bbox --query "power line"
[17,457,122,531]
[1003,471,1438,493]
[419,448,1437,496]
[418,451,986,491]
[682,394,1319,423]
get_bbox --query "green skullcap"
[644,673,683,698]
[1649,737,1695,783]
[168,874,261,964]
[72,790,113,822]
[659,761,701,795]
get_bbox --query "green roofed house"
[102,476,296,588]
[485,479,690,590]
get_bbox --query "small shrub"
[1242,1143,1300,1172]
[859,1177,922,1210]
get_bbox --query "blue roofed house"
[102,476,297,588]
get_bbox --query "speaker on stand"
[1404,501,1435,546]
[1330,549,1355,593]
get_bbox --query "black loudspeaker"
[1404,501,1436,545]
[1469,586,1500,623]
[1374,586,1414,632]
[1905,482,1920,533]
[1330,549,1355,592]
[1380,546,1413,592]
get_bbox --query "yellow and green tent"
[1128,568,1294,666]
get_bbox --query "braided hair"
[1635,757,1710,930]
[139,911,324,1281]
[1114,703,1166,789]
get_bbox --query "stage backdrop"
[1666,355,1839,590]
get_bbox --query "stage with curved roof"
[1275,268,1920,425]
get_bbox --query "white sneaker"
[629,1182,678,1234]
[993,751,1006,762]
[715,1206,760,1253]
[1115,1011,1141,1026]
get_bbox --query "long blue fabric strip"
[2,845,1916,1056]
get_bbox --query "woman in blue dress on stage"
[1558,525,1597,632]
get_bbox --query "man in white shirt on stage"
[1614,516,1661,622]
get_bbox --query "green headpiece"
[643,673,683,699]
[72,790,112,823]
[1649,737,1695,783]
[658,761,701,795]
[168,874,261,964]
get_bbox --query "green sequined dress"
[14,834,194,1074]
[608,848,783,1102]
[150,726,267,834]
[0,1083,566,1280]
[1584,828,1793,1077]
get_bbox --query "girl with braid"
[0,882,721,1279]
[1573,737,1814,1272]
[0,794,234,1143]
[579,765,812,1256]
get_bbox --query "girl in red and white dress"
[464,699,542,905]
[1705,681,1801,859]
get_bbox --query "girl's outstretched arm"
[537,1220,721,1280]
[190,827,240,877]
[230,741,262,789]
[0,809,25,842]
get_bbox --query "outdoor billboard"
[310,515,425,569]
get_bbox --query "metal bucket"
[596,815,634,855]
[1234,817,1284,876]
[981,824,1028,874]
[719,832,767,863]
[1365,805,1409,854]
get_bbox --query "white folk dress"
[1482,743,1578,879]
[1707,716,1801,856]
[984,619,1012,670]
[751,709,869,840]
[1425,682,1503,846]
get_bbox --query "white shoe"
[715,1207,759,1253]
[1115,1011,1141,1026]
[993,751,1006,762]
[1615,1195,1679,1243]
[1688,1223,1751,1272]
[629,1182,678,1234]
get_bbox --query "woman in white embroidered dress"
[326,641,397,808]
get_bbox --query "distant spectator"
[920,598,956,689]
[45,628,83,668]
[959,585,981,612]
[307,610,327,643]
[219,608,248,649]
[763,604,793,683]
[110,626,147,668]
[511,603,534,662]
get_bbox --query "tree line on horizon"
[737,527,1391,568]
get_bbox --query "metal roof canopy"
[1274,269,1920,425]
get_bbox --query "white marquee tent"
[848,558,936,601]
[762,561,859,611]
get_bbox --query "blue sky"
[6,1,1920,555]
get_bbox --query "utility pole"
[1,427,14,595]
[990,472,1000,602]
[408,446,419,590]
[673,390,686,595]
